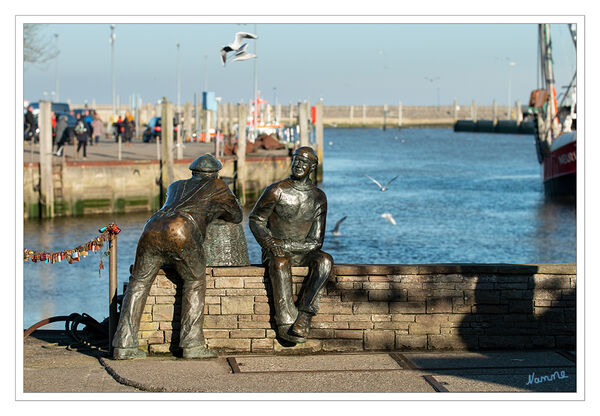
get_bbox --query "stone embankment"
[136,263,575,354]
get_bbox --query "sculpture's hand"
[270,239,286,257]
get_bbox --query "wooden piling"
[471,100,478,122]
[516,100,523,123]
[289,102,294,125]
[383,104,388,131]
[184,101,192,143]
[493,99,498,123]
[299,102,309,147]
[315,101,324,183]
[453,99,458,121]
[161,99,174,201]
[350,105,354,126]
[237,104,247,205]
[39,101,54,218]
[398,102,403,127]
[362,104,366,126]
[108,232,118,354]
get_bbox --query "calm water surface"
[23,128,576,328]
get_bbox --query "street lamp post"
[54,34,59,102]
[507,61,516,119]
[176,42,181,115]
[110,25,116,124]
[425,76,440,110]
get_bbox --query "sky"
[22,20,578,108]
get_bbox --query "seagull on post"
[366,175,399,192]
[220,32,258,66]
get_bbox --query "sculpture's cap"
[293,146,318,165]
[189,154,223,172]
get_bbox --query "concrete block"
[318,302,353,314]
[390,301,426,314]
[211,266,265,277]
[415,314,450,324]
[203,329,230,338]
[349,322,374,330]
[207,338,251,351]
[395,334,427,350]
[237,321,272,329]
[371,314,391,322]
[226,288,268,296]
[254,302,271,314]
[341,292,369,302]
[208,304,221,314]
[533,275,572,289]
[334,329,364,339]
[214,277,244,288]
[149,344,172,354]
[333,314,368,322]
[307,328,334,339]
[374,322,409,330]
[152,304,175,321]
[230,329,266,338]
[221,296,254,314]
[251,338,274,352]
[364,330,395,350]
[408,323,440,335]
[392,314,416,322]
[426,298,453,313]
[203,315,237,328]
[312,321,349,329]
[352,302,389,315]
[322,339,363,352]
[368,290,407,302]
[139,321,159,331]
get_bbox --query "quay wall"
[137,263,576,354]
[23,155,291,218]
[76,104,516,130]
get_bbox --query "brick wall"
[134,263,576,354]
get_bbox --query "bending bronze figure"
[249,146,333,343]
[113,154,243,359]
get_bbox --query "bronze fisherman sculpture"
[249,146,334,343]
[113,154,243,359]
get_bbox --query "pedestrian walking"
[74,113,90,159]
[53,115,69,156]
[91,114,106,144]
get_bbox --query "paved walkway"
[22,331,577,394]
[23,137,217,163]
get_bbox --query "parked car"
[28,102,70,116]
[142,117,178,143]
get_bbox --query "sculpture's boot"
[277,325,306,344]
[182,346,218,359]
[113,347,147,360]
[290,311,312,338]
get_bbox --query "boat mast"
[539,24,560,140]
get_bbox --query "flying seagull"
[366,175,399,192]
[381,213,397,226]
[220,32,258,65]
[231,43,257,62]
[331,216,347,236]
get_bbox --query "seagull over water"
[330,216,347,236]
[381,213,397,226]
[220,32,258,65]
[366,175,399,192]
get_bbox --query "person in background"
[123,112,135,146]
[24,106,36,142]
[51,112,56,146]
[53,115,69,156]
[91,113,105,144]
[74,113,89,159]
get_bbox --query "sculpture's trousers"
[112,246,207,350]
[267,250,333,327]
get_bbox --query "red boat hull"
[543,136,576,198]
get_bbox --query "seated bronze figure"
[112,154,243,359]
[249,146,333,343]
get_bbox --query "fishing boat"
[530,24,577,199]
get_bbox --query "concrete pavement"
[22,330,577,394]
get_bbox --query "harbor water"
[22,128,576,329]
